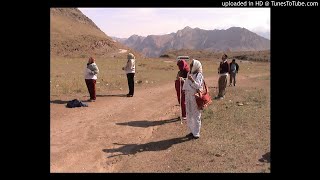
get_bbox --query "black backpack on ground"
[66,99,88,108]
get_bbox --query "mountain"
[50,8,133,58]
[110,36,127,44]
[124,35,146,48]
[121,26,270,57]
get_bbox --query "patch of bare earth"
[51,72,270,172]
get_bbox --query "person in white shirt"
[182,59,204,139]
[122,53,136,97]
[84,57,99,102]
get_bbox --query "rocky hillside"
[50,8,134,58]
[116,26,270,57]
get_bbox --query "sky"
[79,8,270,39]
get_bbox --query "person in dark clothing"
[229,59,239,86]
[215,54,229,100]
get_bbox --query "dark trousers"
[229,72,236,85]
[126,73,135,95]
[85,79,96,100]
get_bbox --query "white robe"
[183,72,204,137]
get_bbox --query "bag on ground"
[66,99,88,108]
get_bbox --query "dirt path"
[51,77,208,172]
[50,73,269,172]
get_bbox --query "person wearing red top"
[175,58,190,120]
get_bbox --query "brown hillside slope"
[50,8,137,58]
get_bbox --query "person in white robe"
[182,59,204,139]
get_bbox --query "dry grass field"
[50,53,270,173]
[51,51,269,96]
[165,49,270,62]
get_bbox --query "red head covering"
[88,57,95,63]
[177,60,190,78]
[177,60,190,72]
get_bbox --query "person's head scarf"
[127,53,135,60]
[177,59,190,72]
[191,59,202,74]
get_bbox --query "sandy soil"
[50,74,270,173]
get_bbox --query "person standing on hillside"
[122,53,136,97]
[182,59,204,139]
[229,59,239,86]
[215,54,229,100]
[175,58,190,120]
[84,57,99,102]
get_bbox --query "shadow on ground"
[97,94,127,97]
[102,136,193,158]
[259,152,270,163]
[116,118,180,128]
[50,100,69,104]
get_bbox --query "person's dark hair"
[232,59,235,62]
[223,54,228,58]
[189,62,193,73]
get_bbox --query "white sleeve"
[190,73,203,90]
